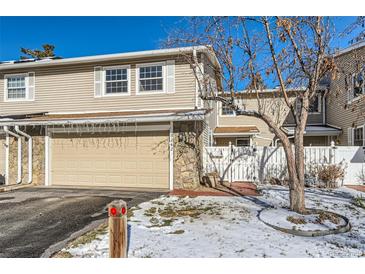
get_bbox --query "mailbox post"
[108,200,128,258]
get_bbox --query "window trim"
[136,61,166,95]
[308,94,322,114]
[219,102,236,117]
[4,73,32,102]
[236,137,252,147]
[353,125,364,146]
[101,65,131,97]
[349,71,365,104]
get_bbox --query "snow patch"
[63,186,365,258]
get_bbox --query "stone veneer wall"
[173,121,204,189]
[8,126,45,185]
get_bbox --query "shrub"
[308,162,346,188]
[356,169,365,185]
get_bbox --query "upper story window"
[138,64,164,92]
[4,72,34,102]
[7,75,26,99]
[103,66,130,96]
[308,95,321,113]
[221,104,235,116]
[352,70,365,99]
[354,126,364,146]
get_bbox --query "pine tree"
[20,44,56,59]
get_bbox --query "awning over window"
[283,125,342,136]
[214,126,259,137]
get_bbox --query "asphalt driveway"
[0,186,164,258]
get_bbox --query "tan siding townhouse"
[0,46,219,190]
[327,41,365,146]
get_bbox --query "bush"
[356,169,365,185]
[309,162,346,188]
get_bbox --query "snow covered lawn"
[62,185,365,258]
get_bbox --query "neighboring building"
[326,41,365,146]
[213,89,342,147]
[0,46,219,190]
[212,42,365,147]
[214,91,290,146]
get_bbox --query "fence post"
[330,140,336,164]
[108,200,128,258]
[228,142,233,183]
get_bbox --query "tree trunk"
[281,138,306,214]
[292,132,306,213]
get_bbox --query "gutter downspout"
[274,135,295,147]
[14,126,32,184]
[3,126,22,184]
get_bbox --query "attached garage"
[49,131,170,189]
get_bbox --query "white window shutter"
[166,60,175,93]
[348,128,354,145]
[94,66,102,97]
[27,72,35,100]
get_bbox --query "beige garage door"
[51,131,169,189]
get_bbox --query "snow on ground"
[63,185,365,258]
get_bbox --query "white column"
[45,127,50,186]
[169,121,174,190]
[5,134,9,185]
[17,136,22,183]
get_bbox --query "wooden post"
[108,200,128,258]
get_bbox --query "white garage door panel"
[51,131,169,189]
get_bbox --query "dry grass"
[315,211,340,225]
[353,196,365,209]
[287,216,307,225]
[168,229,185,234]
[52,251,73,258]
[69,223,108,248]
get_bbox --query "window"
[309,95,321,113]
[354,126,364,146]
[104,67,129,95]
[139,65,164,92]
[6,74,27,100]
[221,104,235,116]
[352,71,365,99]
[236,138,250,147]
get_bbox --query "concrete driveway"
[0,186,164,258]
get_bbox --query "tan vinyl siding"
[0,55,196,115]
[285,112,324,125]
[217,97,291,146]
[218,115,273,146]
[327,46,365,145]
[303,136,328,146]
[284,94,325,125]
[203,57,218,131]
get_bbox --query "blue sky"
[0,16,360,61]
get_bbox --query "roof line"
[334,40,365,57]
[0,45,217,70]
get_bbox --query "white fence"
[203,145,365,185]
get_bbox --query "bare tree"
[166,16,336,213]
